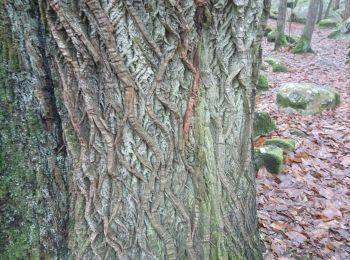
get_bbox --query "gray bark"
[275,0,288,50]
[318,0,324,22]
[344,0,350,20]
[1,1,70,258]
[333,0,340,10]
[325,0,334,19]
[297,0,319,52]
[2,0,269,259]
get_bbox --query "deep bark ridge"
[3,0,269,259]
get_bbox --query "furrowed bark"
[1,0,69,258]
[2,0,269,258]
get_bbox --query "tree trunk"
[1,1,69,258]
[344,0,350,20]
[325,0,334,19]
[2,0,269,259]
[333,0,340,10]
[293,0,319,53]
[275,0,289,50]
[318,0,324,22]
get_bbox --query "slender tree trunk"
[344,0,350,20]
[293,0,319,53]
[325,0,334,19]
[275,0,289,50]
[333,0,340,10]
[318,0,324,22]
[2,0,269,259]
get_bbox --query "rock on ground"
[277,82,340,114]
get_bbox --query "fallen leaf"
[325,242,335,251]
[286,231,307,244]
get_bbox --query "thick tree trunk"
[1,1,70,258]
[344,0,350,20]
[2,0,269,259]
[293,0,319,53]
[275,0,289,50]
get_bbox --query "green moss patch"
[255,146,284,174]
[328,30,340,39]
[277,92,308,109]
[277,82,341,114]
[292,36,312,54]
[272,62,288,72]
[267,30,288,46]
[319,19,339,28]
[264,138,296,151]
[253,111,276,137]
[257,71,268,90]
[264,26,273,36]
[264,57,288,72]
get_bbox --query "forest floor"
[257,20,350,259]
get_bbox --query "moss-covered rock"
[264,57,277,65]
[264,26,273,36]
[329,18,350,40]
[261,62,268,71]
[328,30,340,39]
[253,111,276,137]
[289,128,307,137]
[257,71,268,91]
[272,62,288,72]
[267,30,289,45]
[292,36,312,54]
[264,137,296,151]
[277,82,341,114]
[264,57,288,72]
[267,30,294,46]
[255,145,284,174]
[319,19,339,28]
[267,30,276,42]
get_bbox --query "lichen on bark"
[2,0,270,259]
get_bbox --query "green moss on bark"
[292,36,312,54]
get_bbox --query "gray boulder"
[270,0,294,19]
[292,0,342,24]
[277,82,340,114]
[328,18,350,40]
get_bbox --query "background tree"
[1,0,270,258]
[275,0,289,50]
[293,0,319,53]
[324,0,334,19]
[333,0,340,10]
[344,0,350,20]
[318,0,324,22]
